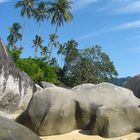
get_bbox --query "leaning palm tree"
[15,0,36,48]
[48,0,73,34]
[7,23,22,49]
[48,33,59,63]
[32,35,43,57]
[32,1,49,37]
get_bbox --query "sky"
[0,0,140,78]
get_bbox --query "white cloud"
[115,20,140,30]
[77,20,140,40]
[0,0,10,3]
[71,0,140,14]
[76,28,108,40]
[117,1,140,14]
[95,0,140,15]
[72,0,97,12]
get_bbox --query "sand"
[41,130,140,140]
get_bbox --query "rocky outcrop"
[0,39,36,113]
[0,111,16,120]
[92,106,140,138]
[123,74,140,98]
[0,116,41,140]
[17,83,140,137]
[40,81,56,88]
[35,84,43,91]
[72,83,94,90]
[17,87,76,136]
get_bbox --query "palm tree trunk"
[48,24,59,64]
[61,54,63,67]
[38,22,41,37]
[35,22,41,58]
[55,23,59,35]
[35,46,38,58]
[48,42,53,64]
[20,15,26,49]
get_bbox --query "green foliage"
[48,33,59,63]
[32,35,44,57]
[7,22,22,49]
[15,0,35,18]
[48,0,73,33]
[7,47,22,63]
[110,77,131,86]
[63,45,118,87]
[64,39,79,64]
[15,58,60,84]
[32,1,49,22]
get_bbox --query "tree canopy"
[63,45,118,87]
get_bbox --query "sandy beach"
[41,130,140,140]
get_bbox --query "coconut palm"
[41,46,48,61]
[32,1,49,37]
[7,23,22,49]
[32,35,43,57]
[57,43,65,66]
[48,0,73,34]
[15,0,36,48]
[50,57,58,67]
[64,39,78,64]
[48,33,59,63]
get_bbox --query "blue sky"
[0,0,140,77]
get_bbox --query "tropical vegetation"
[6,0,118,87]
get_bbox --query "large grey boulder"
[73,83,140,107]
[92,106,140,138]
[123,74,140,98]
[72,83,94,90]
[0,39,36,113]
[17,83,140,137]
[17,87,76,136]
[0,116,40,140]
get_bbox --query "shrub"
[16,58,60,84]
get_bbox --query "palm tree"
[41,46,48,61]
[32,35,43,57]
[65,39,78,64]
[57,43,65,66]
[48,0,73,34]
[48,33,59,63]
[32,1,49,37]
[50,57,58,67]
[15,0,36,48]
[7,23,22,49]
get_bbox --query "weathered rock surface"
[17,87,76,136]
[40,81,56,88]
[0,111,15,120]
[0,39,36,113]
[0,116,40,140]
[92,106,140,138]
[72,83,94,90]
[123,74,140,98]
[17,83,140,138]
[35,84,43,91]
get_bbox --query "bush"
[16,58,60,84]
